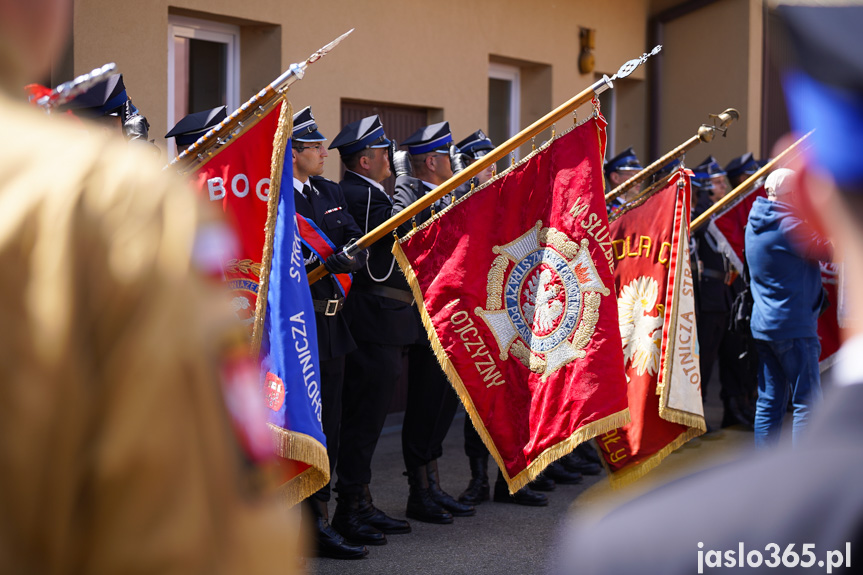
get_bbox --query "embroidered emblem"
[618,276,664,377]
[264,372,286,412]
[226,278,259,327]
[476,221,610,377]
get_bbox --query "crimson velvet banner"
[597,169,706,488]
[707,184,766,275]
[394,116,630,493]
[189,100,329,505]
[706,186,840,369]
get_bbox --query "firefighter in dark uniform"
[165,105,227,154]
[291,106,370,560]
[604,147,644,217]
[715,152,761,427]
[391,121,476,523]
[328,115,414,545]
[690,156,735,420]
[60,73,154,146]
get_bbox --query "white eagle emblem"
[476,221,610,377]
[618,276,663,376]
[522,268,564,334]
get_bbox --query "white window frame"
[489,62,521,159]
[167,15,240,156]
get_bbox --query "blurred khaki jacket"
[0,92,296,574]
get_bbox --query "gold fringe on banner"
[270,424,331,507]
[392,116,631,494]
[250,99,330,506]
[606,426,703,489]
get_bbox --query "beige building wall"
[71,0,649,179]
[652,0,763,166]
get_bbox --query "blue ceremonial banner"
[254,99,329,505]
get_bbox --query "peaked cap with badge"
[165,106,227,148]
[329,115,391,155]
[456,130,494,160]
[604,147,643,178]
[292,106,326,143]
[60,73,131,118]
[402,121,453,155]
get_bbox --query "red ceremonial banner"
[819,262,841,369]
[707,184,766,274]
[394,116,630,492]
[597,170,705,487]
[192,104,280,328]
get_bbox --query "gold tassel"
[251,98,292,356]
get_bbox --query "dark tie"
[301,184,311,199]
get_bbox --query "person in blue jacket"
[745,168,832,448]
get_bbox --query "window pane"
[188,38,227,113]
[489,77,512,173]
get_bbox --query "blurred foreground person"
[0,1,296,572]
[551,4,863,574]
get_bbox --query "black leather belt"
[701,269,726,281]
[355,284,415,304]
[312,298,345,316]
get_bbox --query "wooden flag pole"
[690,130,813,232]
[307,46,663,285]
[605,108,739,205]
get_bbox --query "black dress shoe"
[721,396,754,429]
[560,450,602,476]
[427,459,476,516]
[575,442,602,464]
[358,485,411,535]
[493,471,548,506]
[405,465,454,524]
[458,456,490,506]
[303,499,368,560]
[529,473,556,492]
[545,461,583,485]
[331,492,387,546]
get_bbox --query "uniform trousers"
[402,342,459,469]
[697,309,728,397]
[336,341,404,495]
[312,355,345,503]
[463,417,487,459]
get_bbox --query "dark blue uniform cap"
[725,152,759,180]
[402,121,453,155]
[778,4,863,186]
[604,147,643,177]
[165,106,228,147]
[292,106,326,142]
[655,158,682,178]
[328,115,391,155]
[692,155,726,180]
[61,73,128,118]
[456,129,494,160]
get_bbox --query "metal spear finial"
[610,45,662,81]
[307,28,354,65]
